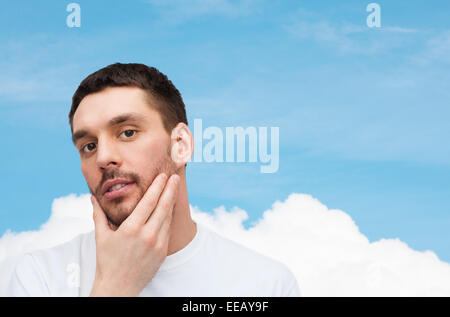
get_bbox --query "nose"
[95,136,122,170]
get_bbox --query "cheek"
[133,135,169,162]
[80,162,88,180]
[128,138,170,179]
[132,143,165,171]
[80,161,98,191]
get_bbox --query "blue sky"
[1,0,449,262]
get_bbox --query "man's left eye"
[120,130,136,138]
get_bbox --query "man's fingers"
[156,205,174,245]
[123,173,168,227]
[91,195,111,237]
[144,174,179,234]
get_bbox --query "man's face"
[72,86,176,227]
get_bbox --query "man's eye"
[82,143,97,153]
[120,130,136,138]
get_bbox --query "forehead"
[72,86,160,132]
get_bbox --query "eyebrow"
[72,113,146,145]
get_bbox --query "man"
[7,63,301,296]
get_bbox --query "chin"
[103,196,139,227]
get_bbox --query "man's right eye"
[82,143,97,153]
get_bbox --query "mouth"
[103,182,135,200]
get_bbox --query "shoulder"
[29,230,95,266]
[7,230,95,296]
[201,224,282,267]
[198,223,301,296]
[32,230,95,275]
[15,229,94,267]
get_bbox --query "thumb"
[91,195,111,237]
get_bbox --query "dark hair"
[69,63,187,133]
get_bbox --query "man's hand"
[89,173,179,297]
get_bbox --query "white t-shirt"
[7,222,301,297]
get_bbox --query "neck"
[167,169,197,255]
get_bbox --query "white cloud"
[1,192,450,296]
[146,0,257,25]
[381,26,419,34]
[414,30,450,64]
[284,9,419,55]
[0,36,83,103]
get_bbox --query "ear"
[170,123,193,168]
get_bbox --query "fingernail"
[160,173,168,181]
[172,174,180,185]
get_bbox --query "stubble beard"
[91,145,178,229]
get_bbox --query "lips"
[102,179,135,195]
[103,182,135,200]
